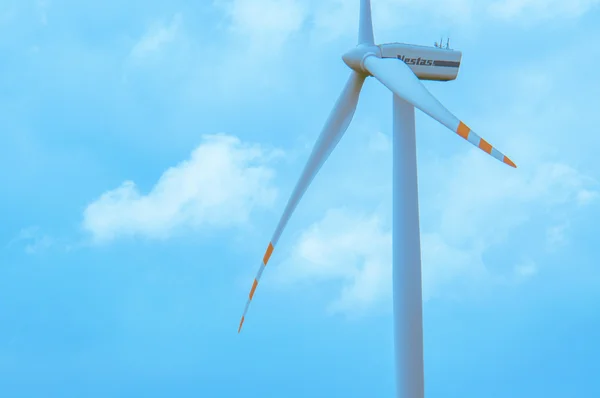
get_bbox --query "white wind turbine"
[237,1,516,397]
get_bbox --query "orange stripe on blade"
[263,242,274,265]
[238,316,245,333]
[249,279,258,300]
[503,156,517,168]
[457,121,470,140]
[478,139,493,154]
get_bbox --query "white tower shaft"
[392,94,425,398]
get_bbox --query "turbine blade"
[359,0,374,45]
[363,56,517,168]
[238,71,366,333]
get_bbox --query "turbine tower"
[237,1,516,397]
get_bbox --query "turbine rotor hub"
[342,44,381,74]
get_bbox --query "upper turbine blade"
[363,56,517,168]
[238,71,366,333]
[359,0,374,45]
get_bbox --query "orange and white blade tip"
[238,242,276,333]
[457,121,517,168]
[503,156,517,168]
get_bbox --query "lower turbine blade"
[238,71,366,333]
[363,56,516,168]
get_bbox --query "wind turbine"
[237,0,516,397]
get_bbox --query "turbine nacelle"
[343,42,462,82]
[379,42,463,82]
[342,44,381,74]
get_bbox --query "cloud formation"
[129,13,183,60]
[82,134,280,243]
[489,0,600,21]
[276,208,392,315]
[6,226,54,254]
[214,0,308,48]
[278,155,596,313]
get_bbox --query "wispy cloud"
[514,257,538,279]
[214,0,308,49]
[489,0,600,21]
[546,223,568,248]
[129,13,183,60]
[6,226,54,254]
[577,189,599,206]
[82,134,281,243]
[275,208,392,315]
[307,0,598,44]
[276,155,596,312]
[310,0,475,42]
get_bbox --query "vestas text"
[397,55,434,66]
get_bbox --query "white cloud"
[429,155,595,245]
[277,152,596,312]
[0,2,17,26]
[418,154,596,294]
[310,0,475,43]
[546,223,568,248]
[420,232,490,300]
[256,0,598,45]
[577,189,598,205]
[367,131,391,153]
[82,134,281,243]
[514,258,538,278]
[212,0,472,49]
[36,0,49,26]
[275,208,392,315]
[214,0,308,48]
[489,0,600,20]
[6,226,54,254]
[130,13,183,59]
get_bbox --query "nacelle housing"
[378,42,462,82]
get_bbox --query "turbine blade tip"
[503,156,517,168]
[238,316,245,333]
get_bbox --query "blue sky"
[1,0,600,396]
